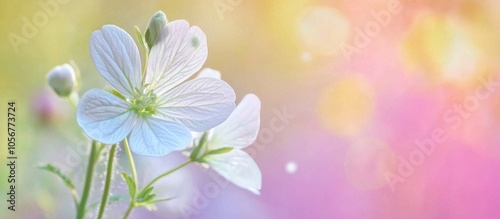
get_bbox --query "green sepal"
[121,172,137,200]
[190,132,208,161]
[205,147,233,156]
[137,186,155,202]
[143,193,156,202]
[148,197,174,204]
[134,26,149,53]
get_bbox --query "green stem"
[97,144,118,219]
[67,92,79,108]
[122,138,138,219]
[123,138,138,191]
[143,52,149,76]
[139,160,192,196]
[141,46,149,84]
[76,141,101,219]
[123,203,135,219]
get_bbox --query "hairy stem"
[76,141,101,219]
[123,203,135,219]
[97,144,118,219]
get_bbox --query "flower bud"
[145,11,167,50]
[47,64,76,97]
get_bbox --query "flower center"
[130,90,157,117]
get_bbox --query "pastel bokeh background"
[2,0,500,218]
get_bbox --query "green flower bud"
[46,64,76,97]
[145,11,167,50]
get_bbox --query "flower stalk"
[97,144,118,219]
[76,141,103,219]
[123,139,138,190]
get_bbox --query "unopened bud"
[47,64,76,97]
[145,11,167,50]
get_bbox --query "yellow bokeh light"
[401,13,487,86]
[317,76,374,137]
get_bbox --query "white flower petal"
[146,20,208,95]
[77,89,137,144]
[205,149,262,194]
[210,94,261,149]
[90,25,142,98]
[129,117,192,156]
[196,68,221,79]
[156,77,235,132]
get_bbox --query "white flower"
[77,22,235,156]
[195,93,262,194]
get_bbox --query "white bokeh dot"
[285,161,298,174]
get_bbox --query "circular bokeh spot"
[401,13,485,85]
[317,76,375,137]
[285,161,298,174]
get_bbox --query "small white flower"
[77,21,235,156]
[195,93,262,194]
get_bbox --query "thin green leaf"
[138,186,154,202]
[136,197,174,212]
[134,26,148,53]
[139,186,153,197]
[148,197,174,204]
[121,172,136,200]
[38,164,79,207]
[144,193,156,202]
[205,147,233,156]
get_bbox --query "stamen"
[130,91,157,117]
